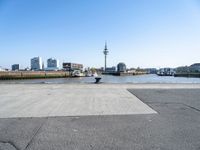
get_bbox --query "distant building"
[157,68,175,76]
[117,63,126,72]
[42,62,44,70]
[103,42,109,71]
[12,64,19,71]
[47,58,59,68]
[127,68,136,73]
[63,63,83,71]
[0,66,5,72]
[45,58,59,71]
[105,66,116,73]
[94,67,104,74]
[146,68,157,74]
[31,57,42,70]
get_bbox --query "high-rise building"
[47,58,59,68]
[31,57,42,70]
[12,64,19,71]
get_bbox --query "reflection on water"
[0,74,200,84]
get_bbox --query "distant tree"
[176,66,189,73]
[90,68,96,74]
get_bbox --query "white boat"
[72,70,84,77]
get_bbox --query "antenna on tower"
[105,41,107,50]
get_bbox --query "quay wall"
[0,71,70,80]
[174,73,200,78]
[113,72,147,76]
[102,71,147,76]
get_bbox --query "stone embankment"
[174,73,200,78]
[103,71,147,76]
[0,71,70,80]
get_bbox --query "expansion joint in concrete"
[146,102,200,113]
[23,117,48,150]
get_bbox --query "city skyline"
[0,0,200,69]
[1,55,199,70]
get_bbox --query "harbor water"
[0,74,200,84]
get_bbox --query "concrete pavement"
[0,84,156,118]
[0,84,200,150]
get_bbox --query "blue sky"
[0,0,200,69]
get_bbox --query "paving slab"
[0,84,156,118]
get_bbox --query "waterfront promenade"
[0,83,200,150]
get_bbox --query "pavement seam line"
[126,89,158,114]
[182,103,200,112]
[23,117,48,150]
[146,102,200,113]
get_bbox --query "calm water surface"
[0,74,200,84]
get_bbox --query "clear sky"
[0,0,200,69]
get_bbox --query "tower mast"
[103,41,109,71]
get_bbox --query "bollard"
[95,77,101,84]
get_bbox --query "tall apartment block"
[31,57,42,70]
[47,58,59,68]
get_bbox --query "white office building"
[31,57,42,70]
